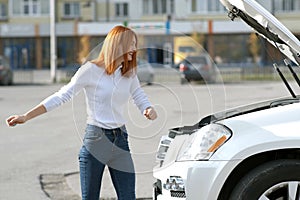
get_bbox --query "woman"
[6,25,157,200]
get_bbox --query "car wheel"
[8,73,13,85]
[180,77,190,84]
[207,75,217,84]
[147,74,154,85]
[8,78,13,85]
[229,159,300,200]
[1,76,9,85]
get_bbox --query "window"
[115,3,128,17]
[63,2,80,18]
[283,0,294,11]
[153,0,158,14]
[191,0,225,13]
[40,0,48,14]
[274,0,300,12]
[208,0,226,12]
[143,0,174,15]
[179,46,196,53]
[191,0,197,12]
[11,0,48,16]
[0,3,7,19]
[143,0,151,14]
[23,0,39,15]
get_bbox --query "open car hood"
[220,0,300,66]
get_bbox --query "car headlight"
[177,123,232,161]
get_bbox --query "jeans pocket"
[79,154,88,163]
[83,127,104,143]
[78,146,89,161]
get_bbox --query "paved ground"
[0,80,296,200]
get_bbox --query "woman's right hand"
[6,115,27,127]
[6,104,47,127]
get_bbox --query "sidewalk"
[12,68,182,85]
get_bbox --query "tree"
[191,31,205,49]
[78,35,91,64]
[248,32,261,63]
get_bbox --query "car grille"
[171,191,186,198]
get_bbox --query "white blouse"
[41,62,152,129]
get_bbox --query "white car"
[153,0,300,199]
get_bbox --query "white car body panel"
[218,102,300,161]
[153,0,300,199]
[153,102,300,199]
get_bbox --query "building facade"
[0,0,299,69]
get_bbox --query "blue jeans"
[78,124,136,200]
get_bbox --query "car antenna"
[273,63,296,98]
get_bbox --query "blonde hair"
[92,25,137,77]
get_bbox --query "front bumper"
[153,159,239,200]
[153,161,190,200]
[182,70,215,81]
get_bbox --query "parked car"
[137,59,154,85]
[61,63,81,78]
[153,0,300,199]
[0,56,13,85]
[176,54,217,84]
[62,59,154,85]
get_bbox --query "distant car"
[61,63,81,78]
[137,59,154,85]
[150,63,170,69]
[62,60,154,85]
[177,55,217,84]
[0,56,13,85]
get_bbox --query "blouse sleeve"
[130,75,152,113]
[41,63,91,112]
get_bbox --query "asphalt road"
[0,81,297,200]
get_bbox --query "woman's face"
[127,36,137,61]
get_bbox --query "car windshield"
[185,56,207,64]
[179,46,196,53]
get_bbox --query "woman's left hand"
[143,107,157,120]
